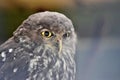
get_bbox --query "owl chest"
[28,56,75,80]
[45,58,76,80]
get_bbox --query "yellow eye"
[41,31,53,38]
[63,32,70,38]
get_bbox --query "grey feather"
[0,11,77,80]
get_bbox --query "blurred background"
[0,0,120,80]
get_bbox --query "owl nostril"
[56,39,59,42]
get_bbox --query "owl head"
[13,11,77,55]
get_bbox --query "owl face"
[14,11,76,54]
[38,27,74,54]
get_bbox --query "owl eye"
[63,32,70,38]
[41,31,53,38]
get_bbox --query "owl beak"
[58,39,62,54]
[56,37,62,54]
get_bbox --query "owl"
[0,11,77,80]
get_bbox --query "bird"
[0,11,77,80]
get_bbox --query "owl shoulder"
[0,37,19,65]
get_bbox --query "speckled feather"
[0,11,77,80]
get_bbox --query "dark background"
[0,0,120,80]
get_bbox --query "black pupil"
[63,33,69,38]
[44,31,49,36]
